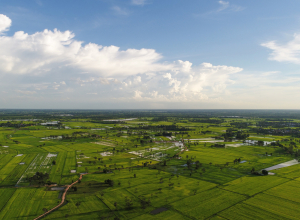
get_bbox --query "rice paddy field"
[0,110,300,219]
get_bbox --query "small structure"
[50,187,65,191]
[41,121,60,126]
[19,162,25,165]
[70,170,76,173]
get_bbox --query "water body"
[103,118,137,122]
[244,140,274,146]
[41,136,62,140]
[226,144,245,148]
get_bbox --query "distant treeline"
[130,125,192,132]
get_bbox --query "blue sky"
[1,0,300,109]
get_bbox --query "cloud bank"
[0,14,245,107]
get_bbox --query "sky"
[1,0,300,109]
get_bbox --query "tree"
[42,208,48,213]
[159,177,164,183]
[52,160,56,165]
[114,202,118,210]
[139,196,151,209]
[262,170,268,175]
[105,179,114,186]
[125,197,133,209]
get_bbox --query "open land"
[0,109,300,219]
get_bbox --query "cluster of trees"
[222,129,249,140]
[104,179,114,186]
[251,127,300,136]
[251,168,268,176]
[190,119,224,124]
[122,196,151,210]
[27,172,50,185]
[0,122,36,128]
[230,122,250,129]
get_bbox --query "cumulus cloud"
[0,27,170,76]
[0,14,243,105]
[0,14,11,34]
[262,33,300,64]
[77,62,242,102]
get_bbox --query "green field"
[0,111,299,219]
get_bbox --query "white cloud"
[197,1,244,17]
[88,62,242,102]
[217,1,244,12]
[262,33,300,64]
[0,27,172,76]
[16,90,36,95]
[0,14,245,106]
[0,14,11,34]
[112,6,129,16]
[217,1,230,12]
[131,0,147,6]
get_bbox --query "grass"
[0,117,299,219]
[170,188,246,219]
[222,175,289,196]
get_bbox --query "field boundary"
[33,173,87,220]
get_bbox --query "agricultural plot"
[44,195,111,220]
[1,154,37,186]
[241,193,300,219]
[171,188,246,219]
[132,209,190,220]
[0,188,59,220]
[49,151,67,184]
[272,164,300,179]
[218,202,287,220]
[0,188,16,211]
[264,180,300,203]
[16,153,57,186]
[223,175,289,196]
[1,111,300,220]
[128,142,185,161]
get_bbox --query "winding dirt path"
[33,140,187,219]
[33,173,87,220]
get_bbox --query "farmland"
[0,109,300,219]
